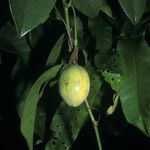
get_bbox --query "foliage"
[0,0,150,150]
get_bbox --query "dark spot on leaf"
[92,76,95,80]
[70,132,73,136]
[117,54,120,58]
[51,130,57,136]
[61,141,65,144]
[58,132,61,135]
[96,51,100,54]
[112,78,114,81]
[65,146,67,149]
[52,141,56,145]
[57,112,63,115]
[113,58,116,62]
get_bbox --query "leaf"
[46,34,64,67]
[70,15,84,45]
[45,74,102,150]
[9,0,56,37]
[16,80,33,118]
[34,98,47,140]
[118,0,146,24]
[121,20,143,37]
[88,16,123,73]
[72,0,102,18]
[118,38,150,136]
[101,0,113,18]
[145,0,150,14]
[28,24,44,49]
[102,71,121,92]
[88,16,112,51]
[21,65,62,150]
[0,23,31,64]
[0,22,32,78]
[106,94,119,115]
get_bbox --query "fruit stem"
[70,5,78,48]
[85,99,102,150]
[54,7,71,47]
[62,0,73,51]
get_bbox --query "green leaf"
[101,0,113,18]
[46,34,64,67]
[34,99,47,140]
[70,15,84,45]
[0,23,31,64]
[45,74,101,150]
[72,0,102,18]
[118,38,150,136]
[9,0,56,37]
[16,80,33,117]
[88,16,123,73]
[21,65,62,150]
[118,0,146,24]
[102,71,121,92]
[88,16,112,50]
[0,22,32,78]
[145,0,150,14]
[28,24,44,49]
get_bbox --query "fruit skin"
[59,65,90,107]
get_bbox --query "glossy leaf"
[72,0,102,18]
[9,0,56,37]
[118,0,146,24]
[118,38,150,136]
[45,74,102,150]
[46,34,64,67]
[21,65,62,150]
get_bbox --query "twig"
[85,99,102,150]
[70,5,78,48]
[62,0,73,50]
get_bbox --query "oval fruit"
[59,65,90,107]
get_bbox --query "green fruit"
[59,65,90,107]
